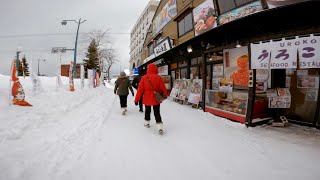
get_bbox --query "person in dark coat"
[114,71,134,115]
[134,63,167,134]
[132,69,144,112]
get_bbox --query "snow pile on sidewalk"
[0,74,320,180]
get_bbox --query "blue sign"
[133,68,138,75]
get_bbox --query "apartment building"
[129,0,159,69]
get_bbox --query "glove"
[132,92,135,97]
[135,102,138,106]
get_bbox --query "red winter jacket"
[134,64,167,106]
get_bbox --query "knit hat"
[120,71,126,77]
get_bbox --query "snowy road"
[1,76,320,180]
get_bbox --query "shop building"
[61,64,81,78]
[129,0,159,69]
[136,0,320,128]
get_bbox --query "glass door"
[286,68,320,124]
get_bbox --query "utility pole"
[61,18,86,78]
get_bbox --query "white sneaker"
[144,120,150,128]
[156,123,164,134]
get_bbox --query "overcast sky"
[0,0,152,76]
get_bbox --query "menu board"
[177,79,192,101]
[297,76,319,89]
[188,79,203,104]
[268,88,291,108]
[306,89,318,102]
[169,79,181,98]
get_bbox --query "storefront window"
[191,58,198,65]
[212,63,224,91]
[205,47,249,122]
[171,71,176,80]
[179,60,188,67]
[198,56,203,63]
[206,65,211,89]
[171,63,177,69]
[176,70,181,79]
[181,68,188,79]
[285,68,320,123]
[206,90,248,116]
[190,66,199,79]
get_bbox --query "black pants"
[145,104,162,123]
[119,95,128,108]
[139,96,143,111]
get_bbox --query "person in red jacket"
[134,63,167,134]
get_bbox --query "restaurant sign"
[153,37,172,57]
[251,35,320,69]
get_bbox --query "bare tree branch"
[100,47,119,80]
[87,29,111,47]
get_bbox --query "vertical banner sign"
[270,39,297,69]
[69,61,75,91]
[56,57,62,89]
[96,72,100,87]
[87,69,92,88]
[92,69,96,88]
[11,60,32,106]
[80,64,84,89]
[298,35,320,68]
[250,42,271,69]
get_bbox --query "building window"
[217,0,256,14]
[190,66,199,79]
[171,63,177,69]
[191,57,198,65]
[179,60,188,67]
[180,68,188,79]
[178,12,193,37]
[148,44,154,56]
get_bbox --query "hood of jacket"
[146,63,158,75]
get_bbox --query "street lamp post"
[37,59,46,76]
[61,18,86,78]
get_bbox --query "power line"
[0,32,135,39]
